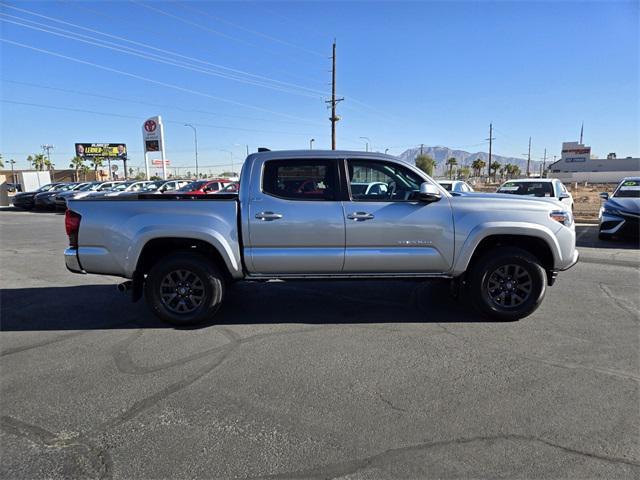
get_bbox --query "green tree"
[90,157,104,177]
[29,153,46,171]
[0,154,4,169]
[415,154,436,176]
[80,164,91,181]
[446,157,458,179]
[471,158,486,177]
[69,156,85,182]
[490,161,501,182]
[458,166,471,179]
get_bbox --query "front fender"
[452,221,562,275]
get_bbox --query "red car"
[173,179,230,195]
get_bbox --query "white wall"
[548,171,638,184]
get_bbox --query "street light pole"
[359,137,370,152]
[310,138,315,150]
[222,150,234,177]
[184,124,199,178]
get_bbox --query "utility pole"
[486,123,495,183]
[579,122,584,144]
[310,138,315,150]
[420,143,424,155]
[525,136,532,177]
[325,40,343,150]
[541,148,547,178]
[41,144,55,178]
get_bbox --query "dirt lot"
[474,182,611,221]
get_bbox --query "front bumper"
[599,211,640,237]
[64,248,84,273]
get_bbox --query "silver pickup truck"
[64,150,578,325]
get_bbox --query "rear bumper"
[64,248,84,273]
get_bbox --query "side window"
[347,159,423,201]
[262,160,337,200]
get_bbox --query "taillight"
[65,210,81,248]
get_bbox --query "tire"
[467,247,546,321]
[144,252,225,326]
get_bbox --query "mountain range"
[398,146,543,175]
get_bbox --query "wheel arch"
[455,224,560,284]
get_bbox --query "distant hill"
[398,145,542,176]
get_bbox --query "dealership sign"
[152,159,170,166]
[142,116,164,153]
[75,143,127,159]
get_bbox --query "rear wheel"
[467,247,546,321]
[144,252,224,326]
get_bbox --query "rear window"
[498,181,554,197]
[262,160,336,200]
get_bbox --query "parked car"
[6,183,22,193]
[103,181,155,197]
[497,178,573,210]
[214,182,240,194]
[438,180,474,193]
[12,183,63,210]
[55,182,103,211]
[65,150,578,326]
[598,177,640,240]
[172,179,231,195]
[34,183,83,210]
[79,181,127,199]
[139,180,191,194]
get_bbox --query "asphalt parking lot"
[1,209,639,479]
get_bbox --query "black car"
[34,183,81,210]
[11,183,62,210]
[598,177,640,240]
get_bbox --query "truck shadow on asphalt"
[575,225,640,250]
[0,280,488,332]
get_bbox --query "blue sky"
[1,0,638,174]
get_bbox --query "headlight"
[603,206,620,216]
[550,210,572,226]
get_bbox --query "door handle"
[255,211,283,221]
[347,212,375,221]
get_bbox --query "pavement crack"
[377,392,407,413]
[599,282,639,322]
[0,416,113,480]
[251,434,640,479]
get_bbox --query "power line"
[1,3,329,98]
[326,40,343,150]
[1,79,324,127]
[173,0,326,58]
[0,38,322,123]
[0,14,325,100]
[1,100,322,136]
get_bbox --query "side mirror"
[419,182,442,203]
[559,192,570,200]
[599,192,609,200]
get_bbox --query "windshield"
[498,181,554,197]
[112,182,135,191]
[141,181,165,191]
[439,182,453,191]
[76,183,95,191]
[614,179,640,198]
[57,184,78,192]
[35,184,55,192]
[178,180,207,192]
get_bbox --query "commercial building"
[548,142,639,183]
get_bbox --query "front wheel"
[144,252,225,326]
[467,247,546,321]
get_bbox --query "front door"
[342,158,455,274]
[247,158,345,274]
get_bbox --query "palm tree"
[471,158,486,178]
[498,165,506,181]
[490,161,501,182]
[80,164,91,181]
[446,157,458,179]
[90,157,104,178]
[29,154,46,171]
[0,154,4,169]
[69,156,85,182]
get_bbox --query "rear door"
[342,158,454,273]
[246,158,345,274]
